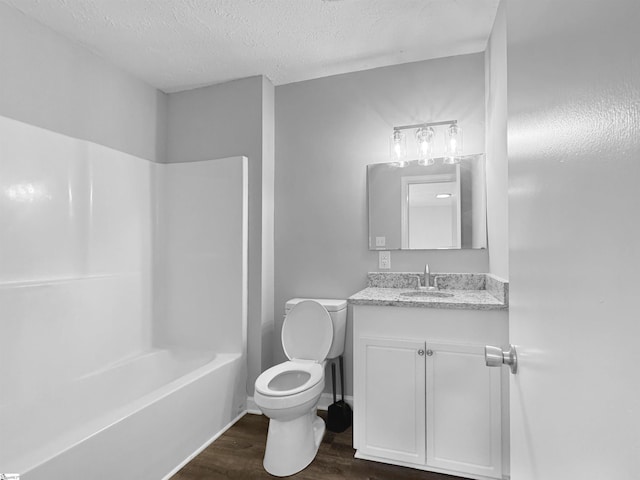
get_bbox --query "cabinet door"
[426,343,502,478]
[355,336,426,465]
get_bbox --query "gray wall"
[166,76,275,395]
[274,54,488,394]
[484,0,509,280]
[0,2,166,163]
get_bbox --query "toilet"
[254,298,347,477]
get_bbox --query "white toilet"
[254,298,347,477]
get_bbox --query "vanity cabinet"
[352,305,508,480]
[356,337,426,465]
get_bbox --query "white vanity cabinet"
[352,304,508,480]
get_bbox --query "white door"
[355,337,426,465]
[426,343,502,478]
[507,0,640,478]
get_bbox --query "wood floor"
[171,412,463,480]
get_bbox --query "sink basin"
[400,290,454,298]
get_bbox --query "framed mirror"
[367,154,487,250]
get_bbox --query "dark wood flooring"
[171,412,463,480]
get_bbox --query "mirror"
[367,154,487,250]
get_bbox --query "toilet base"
[263,411,326,477]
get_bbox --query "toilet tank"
[285,298,347,359]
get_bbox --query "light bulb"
[389,130,407,167]
[416,126,435,166]
[444,123,463,164]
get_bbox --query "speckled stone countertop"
[348,272,509,310]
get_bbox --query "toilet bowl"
[254,298,347,477]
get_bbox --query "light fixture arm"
[393,119,457,132]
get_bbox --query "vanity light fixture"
[390,120,463,166]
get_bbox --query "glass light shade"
[444,123,463,164]
[389,130,408,166]
[416,126,435,166]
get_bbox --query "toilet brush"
[327,356,352,432]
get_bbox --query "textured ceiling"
[3,0,500,93]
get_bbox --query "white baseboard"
[317,392,354,410]
[246,396,261,414]
[247,393,353,415]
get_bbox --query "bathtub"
[0,348,247,479]
[0,119,249,479]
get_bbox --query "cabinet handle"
[426,349,433,356]
[418,349,425,356]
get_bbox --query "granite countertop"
[347,272,509,311]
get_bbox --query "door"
[426,343,502,478]
[400,170,461,249]
[507,0,640,478]
[355,337,426,465]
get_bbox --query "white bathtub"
[0,349,247,479]
[0,120,249,479]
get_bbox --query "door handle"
[485,344,518,374]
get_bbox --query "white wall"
[166,77,275,394]
[275,55,488,394]
[0,2,166,163]
[484,0,509,280]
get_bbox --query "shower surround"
[0,115,248,479]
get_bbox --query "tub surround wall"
[0,115,248,477]
[0,116,153,403]
[166,76,275,395]
[154,156,248,354]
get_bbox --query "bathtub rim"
[5,351,242,476]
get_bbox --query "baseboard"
[246,393,353,415]
[162,410,247,480]
[246,396,261,414]
[317,392,354,410]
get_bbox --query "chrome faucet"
[422,264,435,290]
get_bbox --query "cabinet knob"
[418,349,425,356]
[426,349,433,356]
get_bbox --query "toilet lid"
[282,300,333,362]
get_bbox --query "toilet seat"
[281,300,333,362]
[254,300,333,405]
[255,361,323,397]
